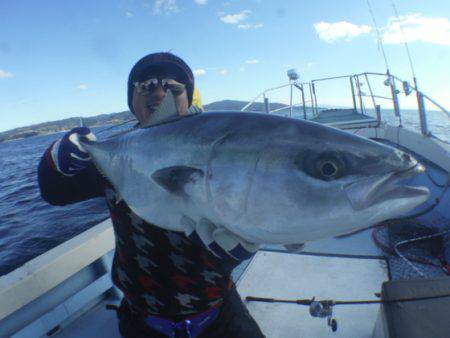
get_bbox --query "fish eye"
[318,160,339,179]
[296,152,345,181]
[313,154,345,180]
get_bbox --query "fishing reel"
[309,298,338,332]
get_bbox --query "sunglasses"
[134,78,186,96]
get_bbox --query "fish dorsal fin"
[140,90,179,127]
[152,166,204,197]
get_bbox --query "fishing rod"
[246,293,450,306]
[246,291,450,332]
[366,0,390,74]
[78,116,137,137]
[366,0,406,125]
[95,118,137,136]
[390,0,417,85]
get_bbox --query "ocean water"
[0,110,448,276]
[279,106,450,142]
[0,127,116,276]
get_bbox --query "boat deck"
[309,108,378,127]
[50,298,121,338]
[48,227,384,338]
[237,250,387,338]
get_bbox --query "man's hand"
[183,217,260,261]
[51,127,96,176]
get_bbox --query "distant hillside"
[0,111,134,143]
[204,100,286,112]
[0,100,287,142]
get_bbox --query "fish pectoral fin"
[212,227,260,254]
[184,217,259,260]
[284,243,305,253]
[181,215,196,235]
[152,166,204,197]
[115,191,124,205]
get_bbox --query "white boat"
[1,71,449,338]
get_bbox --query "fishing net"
[373,215,450,280]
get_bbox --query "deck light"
[287,69,299,82]
[403,81,412,96]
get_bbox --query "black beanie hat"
[127,52,195,115]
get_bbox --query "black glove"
[50,127,96,176]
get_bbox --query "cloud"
[194,0,207,5]
[314,21,372,43]
[77,84,89,90]
[313,14,449,45]
[238,23,263,30]
[194,69,206,76]
[153,0,179,14]
[239,67,245,72]
[383,13,450,45]
[219,69,228,75]
[245,59,260,64]
[126,11,134,17]
[220,10,263,30]
[0,70,13,79]
[220,10,251,25]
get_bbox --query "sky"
[0,0,449,132]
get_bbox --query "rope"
[426,171,449,188]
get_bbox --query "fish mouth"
[344,163,430,211]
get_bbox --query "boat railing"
[242,72,450,142]
[0,220,117,338]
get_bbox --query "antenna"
[390,0,418,85]
[366,0,390,73]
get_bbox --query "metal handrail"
[364,72,449,117]
[271,103,308,114]
[241,83,293,111]
[241,71,449,140]
[311,72,449,116]
[421,92,450,118]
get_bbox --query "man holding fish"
[38,52,265,338]
[39,51,430,337]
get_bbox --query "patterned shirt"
[38,145,244,319]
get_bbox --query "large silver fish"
[81,111,429,245]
